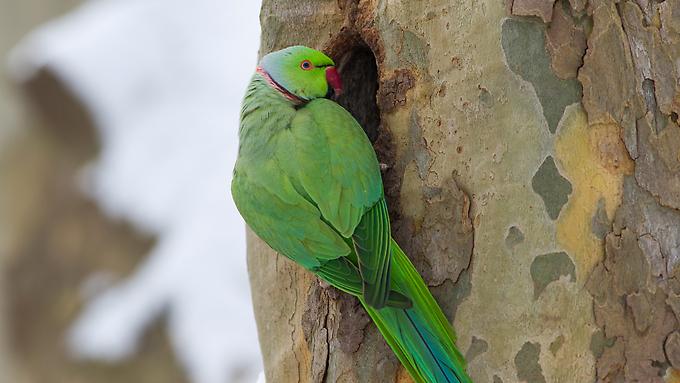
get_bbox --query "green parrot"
[232,45,472,383]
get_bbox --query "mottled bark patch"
[634,117,680,210]
[530,251,576,299]
[501,18,582,133]
[590,198,610,240]
[617,177,680,281]
[589,330,616,359]
[600,0,680,210]
[511,0,556,23]
[334,293,371,354]
[619,2,678,118]
[301,286,331,383]
[545,0,588,79]
[395,173,474,287]
[665,331,680,370]
[505,225,525,249]
[549,335,565,355]
[475,87,493,111]
[578,1,643,131]
[531,156,573,220]
[377,69,415,113]
[384,107,474,291]
[399,30,430,71]
[641,79,668,134]
[465,336,488,362]
[554,107,632,281]
[591,122,634,174]
[514,341,546,383]
[408,110,432,180]
[435,267,472,323]
[567,0,585,13]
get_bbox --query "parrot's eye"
[300,60,313,70]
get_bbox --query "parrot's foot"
[379,163,390,171]
[318,279,331,289]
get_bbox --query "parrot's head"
[258,46,343,103]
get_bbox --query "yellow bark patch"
[666,368,680,383]
[554,105,634,278]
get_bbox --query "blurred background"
[0,0,263,382]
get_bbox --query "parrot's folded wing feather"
[283,99,383,237]
[352,197,392,308]
[316,257,410,309]
[281,99,397,307]
[232,159,351,270]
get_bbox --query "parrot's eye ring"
[300,60,313,70]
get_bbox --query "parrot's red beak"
[325,67,343,97]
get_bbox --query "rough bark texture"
[250,0,680,382]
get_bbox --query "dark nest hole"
[333,43,381,143]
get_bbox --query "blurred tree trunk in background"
[248,1,680,382]
[0,1,186,382]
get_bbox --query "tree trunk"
[248,1,680,382]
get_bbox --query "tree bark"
[249,1,680,382]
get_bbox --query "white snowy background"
[9,0,264,382]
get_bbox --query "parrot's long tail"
[361,239,472,383]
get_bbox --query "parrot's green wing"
[353,197,392,308]
[232,155,352,270]
[316,257,410,308]
[280,99,393,308]
[280,99,382,236]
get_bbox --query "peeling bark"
[578,0,680,381]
